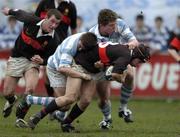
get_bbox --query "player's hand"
[82,73,92,80]
[94,61,104,69]
[1,7,10,16]
[128,39,139,50]
[31,55,44,64]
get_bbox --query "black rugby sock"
[63,103,83,124]
[39,100,59,119]
[5,95,16,104]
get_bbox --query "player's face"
[43,15,61,33]
[100,21,116,36]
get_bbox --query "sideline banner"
[0,50,179,98]
[111,54,180,98]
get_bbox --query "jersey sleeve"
[116,19,136,42]
[9,9,40,24]
[58,53,73,68]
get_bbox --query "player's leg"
[119,65,135,123]
[96,81,112,129]
[15,67,39,127]
[45,66,67,121]
[3,76,19,118]
[2,57,21,118]
[28,77,82,130]
[44,66,55,97]
[61,80,96,132]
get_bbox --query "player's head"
[131,44,150,66]
[43,9,62,33]
[98,9,118,36]
[78,32,98,51]
[136,14,144,28]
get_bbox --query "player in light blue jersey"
[69,9,139,129]
[15,32,98,128]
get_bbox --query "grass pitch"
[0,96,180,137]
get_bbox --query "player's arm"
[57,53,91,80]
[105,65,126,83]
[59,67,91,80]
[117,19,139,49]
[2,7,40,24]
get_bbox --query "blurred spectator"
[168,15,180,44]
[131,14,152,46]
[76,15,86,32]
[168,34,180,62]
[0,24,4,43]
[173,15,180,35]
[0,16,21,49]
[150,16,170,54]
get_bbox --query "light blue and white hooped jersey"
[89,18,136,43]
[48,32,85,70]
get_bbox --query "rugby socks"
[120,85,133,110]
[63,103,83,124]
[39,100,59,119]
[45,83,54,96]
[26,95,55,106]
[5,95,16,104]
[100,100,112,120]
[16,97,31,119]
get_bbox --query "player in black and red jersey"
[1,7,62,127]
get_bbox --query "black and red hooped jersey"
[35,0,77,43]
[9,9,60,65]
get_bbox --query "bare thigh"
[24,68,39,94]
[55,77,82,107]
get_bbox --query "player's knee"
[65,94,77,104]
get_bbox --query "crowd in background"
[0,13,179,56]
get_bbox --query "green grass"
[0,97,180,137]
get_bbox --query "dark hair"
[47,9,62,20]
[80,32,97,50]
[133,44,150,62]
[155,16,163,22]
[136,14,144,21]
[98,9,118,25]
